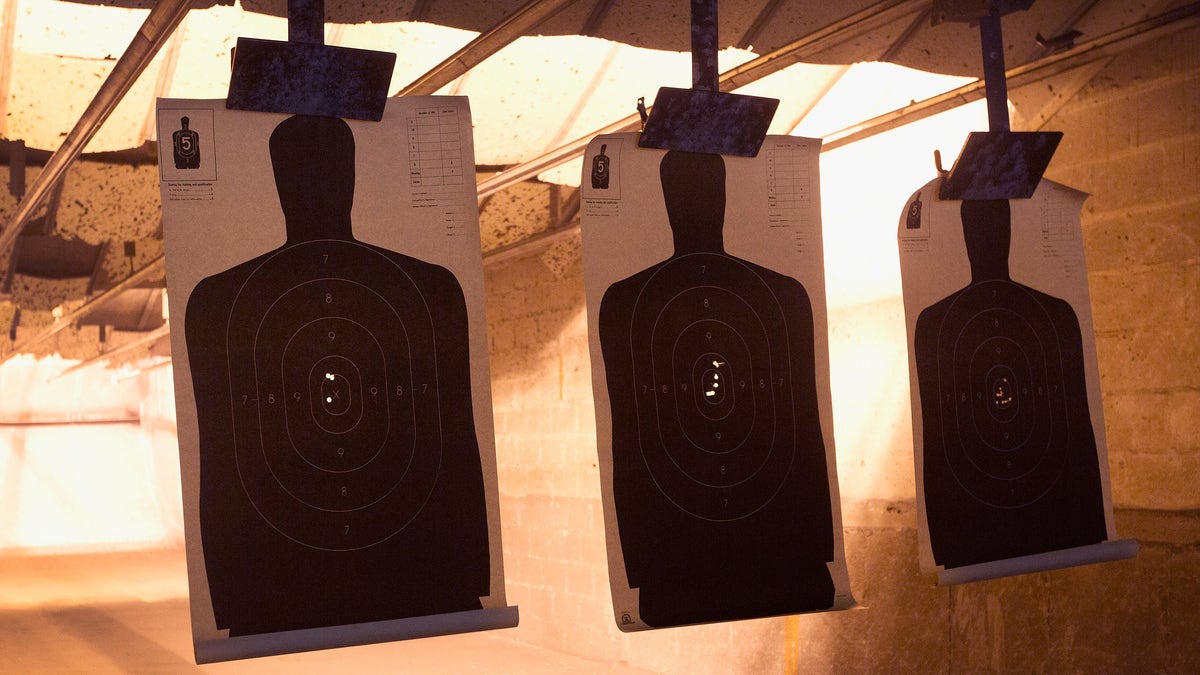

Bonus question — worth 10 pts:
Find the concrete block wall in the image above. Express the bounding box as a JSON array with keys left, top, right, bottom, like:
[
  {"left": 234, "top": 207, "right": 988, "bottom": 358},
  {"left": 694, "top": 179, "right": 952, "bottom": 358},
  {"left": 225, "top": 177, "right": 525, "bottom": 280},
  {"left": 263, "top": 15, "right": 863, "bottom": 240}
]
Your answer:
[
  {"left": 481, "top": 23, "right": 1200, "bottom": 674},
  {"left": 1044, "top": 23, "right": 1200, "bottom": 512},
  {"left": 486, "top": 249, "right": 794, "bottom": 673}
]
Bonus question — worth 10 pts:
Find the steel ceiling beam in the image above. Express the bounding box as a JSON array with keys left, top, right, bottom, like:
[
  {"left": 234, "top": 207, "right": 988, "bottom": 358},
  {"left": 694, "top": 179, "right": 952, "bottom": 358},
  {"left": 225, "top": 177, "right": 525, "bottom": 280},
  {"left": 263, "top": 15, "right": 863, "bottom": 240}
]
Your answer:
[
  {"left": 822, "top": 1, "right": 1200, "bottom": 151},
  {"left": 484, "top": 1, "right": 1200, "bottom": 265},
  {"left": 1016, "top": 0, "right": 1107, "bottom": 131},
  {"left": 397, "top": 0, "right": 582, "bottom": 96},
  {"left": 5, "top": 0, "right": 579, "bottom": 359},
  {"left": 0, "top": 0, "right": 193, "bottom": 261},
  {"left": 737, "top": 0, "right": 787, "bottom": 50},
  {"left": 139, "top": 10, "right": 191, "bottom": 143},
  {"left": 408, "top": 0, "right": 436, "bottom": 23},
  {"left": 484, "top": 218, "right": 581, "bottom": 266},
  {"left": 720, "top": 0, "right": 928, "bottom": 91},
  {"left": 780, "top": 64, "right": 851, "bottom": 135},
  {"left": 2, "top": 256, "right": 165, "bottom": 363},
  {"left": 475, "top": 0, "right": 929, "bottom": 199},
  {"left": 51, "top": 323, "right": 170, "bottom": 380},
  {"left": 879, "top": 7, "right": 932, "bottom": 63},
  {"left": 581, "top": 0, "right": 617, "bottom": 35},
  {"left": 476, "top": 113, "right": 640, "bottom": 200}
]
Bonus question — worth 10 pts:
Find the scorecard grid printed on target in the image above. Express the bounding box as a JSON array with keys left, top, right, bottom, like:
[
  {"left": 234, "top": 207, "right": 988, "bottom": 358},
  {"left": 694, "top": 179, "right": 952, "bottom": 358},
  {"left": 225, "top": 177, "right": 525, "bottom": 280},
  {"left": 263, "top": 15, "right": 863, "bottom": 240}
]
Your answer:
[
  {"left": 158, "top": 97, "right": 515, "bottom": 662},
  {"left": 581, "top": 134, "right": 855, "bottom": 631}
]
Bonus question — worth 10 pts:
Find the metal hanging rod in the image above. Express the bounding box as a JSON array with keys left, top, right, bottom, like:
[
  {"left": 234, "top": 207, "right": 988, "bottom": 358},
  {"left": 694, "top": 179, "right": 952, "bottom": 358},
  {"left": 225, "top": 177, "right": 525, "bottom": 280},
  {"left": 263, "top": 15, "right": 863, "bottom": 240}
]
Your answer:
[
  {"left": 476, "top": 0, "right": 929, "bottom": 199},
  {"left": 823, "top": 1, "right": 1200, "bottom": 151},
  {"left": 483, "top": 1, "right": 1200, "bottom": 264}
]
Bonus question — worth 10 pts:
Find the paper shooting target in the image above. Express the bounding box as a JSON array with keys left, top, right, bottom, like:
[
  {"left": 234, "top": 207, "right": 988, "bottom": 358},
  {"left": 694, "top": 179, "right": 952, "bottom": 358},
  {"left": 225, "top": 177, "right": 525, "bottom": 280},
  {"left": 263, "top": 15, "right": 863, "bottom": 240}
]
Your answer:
[
  {"left": 180, "top": 114, "right": 491, "bottom": 637},
  {"left": 588, "top": 147, "right": 843, "bottom": 629},
  {"left": 905, "top": 195, "right": 1107, "bottom": 571}
]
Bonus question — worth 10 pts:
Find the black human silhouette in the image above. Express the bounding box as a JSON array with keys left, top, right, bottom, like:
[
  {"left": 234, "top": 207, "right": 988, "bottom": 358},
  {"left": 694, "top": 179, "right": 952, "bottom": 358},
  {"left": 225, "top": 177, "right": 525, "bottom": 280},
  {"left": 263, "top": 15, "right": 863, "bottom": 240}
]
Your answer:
[
  {"left": 598, "top": 150, "right": 835, "bottom": 628},
  {"left": 591, "top": 143, "right": 610, "bottom": 189},
  {"left": 173, "top": 116, "right": 200, "bottom": 169},
  {"left": 914, "top": 199, "right": 1107, "bottom": 569},
  {"left": 184, "top": 114, "right": 490, "bottom": 636}
]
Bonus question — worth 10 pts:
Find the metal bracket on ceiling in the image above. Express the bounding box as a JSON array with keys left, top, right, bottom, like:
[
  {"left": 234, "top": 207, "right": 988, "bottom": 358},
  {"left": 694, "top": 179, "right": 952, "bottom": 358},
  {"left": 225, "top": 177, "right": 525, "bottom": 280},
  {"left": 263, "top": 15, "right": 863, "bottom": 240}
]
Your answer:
[
  {"left": 636, "top": 0, "right": 778, "bottom": 157},
  {"left": 225, "top": 0, "right": 396, "bottom": 121},
  {"left": 933, "top": 0, "right": 1062, "bottom": 200},
  {"left": 1036, "top": 28, "right": 1083, "bottom": 53}
]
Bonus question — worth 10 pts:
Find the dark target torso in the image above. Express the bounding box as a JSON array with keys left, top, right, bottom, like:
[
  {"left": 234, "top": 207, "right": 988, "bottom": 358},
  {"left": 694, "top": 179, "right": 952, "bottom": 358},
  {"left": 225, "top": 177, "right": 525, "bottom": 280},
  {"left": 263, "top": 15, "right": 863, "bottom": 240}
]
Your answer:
[
  {"left": 624, "top": 252, "right": 801, "bottom": 521},
  {"left": 595, "top": 149, "right": 836, "bottom": 628},
  {"left": 600, "top": 249, "right": 835, "bottom": 627},
  {"left": 928, "top": 279, "right": 1073, "bottom": 509},
  {"left": 915, "top": 260, "right": 1106, "bottom": 569},
  {"left": 225, "top": 238, "right": 445, "bottom": 551}
]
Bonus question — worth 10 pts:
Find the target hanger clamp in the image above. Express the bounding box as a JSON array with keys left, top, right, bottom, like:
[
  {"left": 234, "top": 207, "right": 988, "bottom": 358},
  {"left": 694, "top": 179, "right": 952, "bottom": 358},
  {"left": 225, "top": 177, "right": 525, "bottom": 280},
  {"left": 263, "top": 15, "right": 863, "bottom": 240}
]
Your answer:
[
  {"left": 933, "top": 0, "right": 1061, "bottom": 200},
  {"left": 226, "top": 0, "right": 396, "bottom": 121},
  {"left": 637, "top": 0, "right": 779, "bottom": 157}
]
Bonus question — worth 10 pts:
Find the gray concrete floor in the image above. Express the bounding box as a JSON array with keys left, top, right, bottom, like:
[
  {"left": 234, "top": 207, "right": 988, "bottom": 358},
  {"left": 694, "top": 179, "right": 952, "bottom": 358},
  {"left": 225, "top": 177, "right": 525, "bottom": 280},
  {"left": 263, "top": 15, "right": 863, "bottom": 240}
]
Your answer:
[{"left": 0, "top": 547, "right": 653, "bottom": 674}]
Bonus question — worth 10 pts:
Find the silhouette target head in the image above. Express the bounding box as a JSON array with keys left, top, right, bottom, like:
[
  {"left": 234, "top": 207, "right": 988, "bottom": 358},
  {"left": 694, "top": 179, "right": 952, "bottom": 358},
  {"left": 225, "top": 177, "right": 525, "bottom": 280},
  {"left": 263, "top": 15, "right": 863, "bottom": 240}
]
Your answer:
[
  {"left": 661, "top": 151, "right": 726, "bottom": 253},
  {"left": 270, "top": 115, "right": 356, "bottom": 239},
  {"left": 962, "top": 199, "right": 1011, "bottom": 281}
]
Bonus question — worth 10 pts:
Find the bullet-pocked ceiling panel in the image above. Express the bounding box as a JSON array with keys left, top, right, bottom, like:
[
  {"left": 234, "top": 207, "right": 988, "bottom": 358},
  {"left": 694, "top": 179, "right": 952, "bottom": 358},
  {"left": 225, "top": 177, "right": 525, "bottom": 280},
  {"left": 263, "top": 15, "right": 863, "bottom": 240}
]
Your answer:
[
  {"left": 2, "top": 0, "right": 1191, "bottom": 367},
  {"left": 336, "top": 22, "right": 477, "bottom": 94},
  {"left": 9, "top": 0, "right": 1187, "bottom": 161},
  {"left": 55, "top": 163, "right": 163, "bottom": 244},
  {"left": 534, "top": 58, "right": 853, "bottom": 187},
  {"left": 478, "top": 180, "right": 557, "bottom": 251},
  {"left": 465, "top": 37, "right": 746, "bottom": 166},
  {"left": 12, "top": 0, "right": 147, "bottom": 57},
  {"left": 3, "top": 51, "right": 164, "bottom": 152},
  {"left": 4, "top": 0, "right": 829, "bottom": 167},
  {"left": 48, "top": 0, "right": 1197, "bottom": 75}
]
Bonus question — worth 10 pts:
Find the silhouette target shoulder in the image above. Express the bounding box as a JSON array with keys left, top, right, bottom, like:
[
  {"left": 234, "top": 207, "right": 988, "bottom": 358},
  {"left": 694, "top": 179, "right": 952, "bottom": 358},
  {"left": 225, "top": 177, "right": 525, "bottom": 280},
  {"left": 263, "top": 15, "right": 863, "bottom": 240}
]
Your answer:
[
  {"left": 598, "top": 150, "right": 835, "bottom": 627},
  {"left": 184, "top": 115, "right": 490, "bottom": 636},
  {"left": 913, "top": 199, "right": 1106, "bottom": 569}
]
